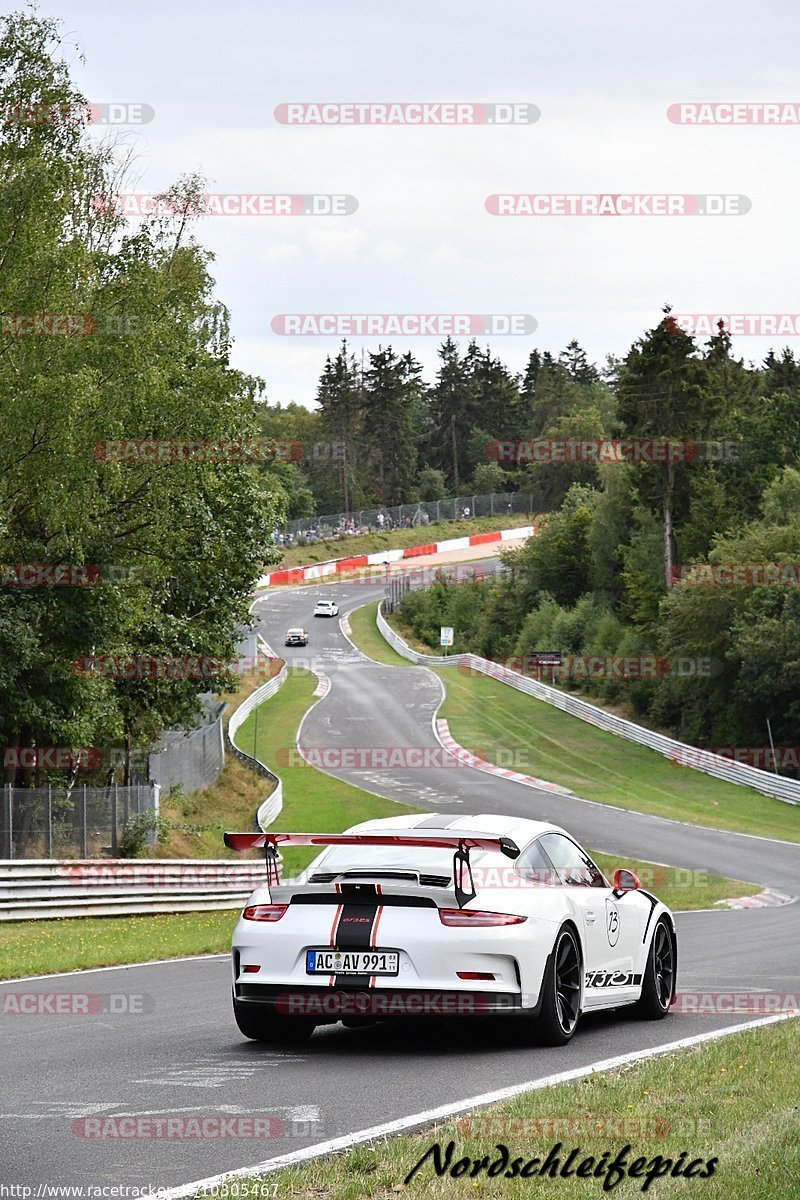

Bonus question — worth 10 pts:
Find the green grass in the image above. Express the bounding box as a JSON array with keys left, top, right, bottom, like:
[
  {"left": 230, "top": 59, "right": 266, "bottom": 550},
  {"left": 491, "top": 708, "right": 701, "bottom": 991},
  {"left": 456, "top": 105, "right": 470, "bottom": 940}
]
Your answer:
[
  {"left": 348, "top": 601, "right": 800, "bottom": 843},
  {"left": 588, "top": 850, "right": 753, "bottom": 913},
  {"left": 346, "top": 602, "right": 413, "bottom": 666},
  {"left": 0, "top": 910, "right": 236, "bottom": 980},
  {"left": 205, "top": 1016, "right": 800, "bottom": 1200},
  {"left": 438, "top": 664, "right": 800, "bottom": 843},
  {"left": 277, "top": 512, "right": 534, "bottom": 567}
]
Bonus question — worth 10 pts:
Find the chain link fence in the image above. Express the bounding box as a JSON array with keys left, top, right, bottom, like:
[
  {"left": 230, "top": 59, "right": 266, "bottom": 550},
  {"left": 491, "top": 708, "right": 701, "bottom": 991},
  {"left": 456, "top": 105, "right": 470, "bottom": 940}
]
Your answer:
[
  {"left": 148, "top": 700, "right": 226, "bottom": 795},
  {"left": 1, "top": 781, "right": 159, "bottom": 859},
  {"left": 280, "top": 490, "right": 542, "bottom": 544}
]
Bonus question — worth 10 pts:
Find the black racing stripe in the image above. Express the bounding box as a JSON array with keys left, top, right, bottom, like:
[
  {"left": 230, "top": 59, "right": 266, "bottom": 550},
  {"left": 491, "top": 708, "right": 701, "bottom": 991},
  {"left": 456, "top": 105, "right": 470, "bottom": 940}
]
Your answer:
[
  {"left": 293, "top": 893, "right": 435, "bottom": 907},
  {"left": 639, "top": 890, "right": 660, "bottom": 944},
  {"left": 333, "top": 900, "right": 380, "bottom": 988}
]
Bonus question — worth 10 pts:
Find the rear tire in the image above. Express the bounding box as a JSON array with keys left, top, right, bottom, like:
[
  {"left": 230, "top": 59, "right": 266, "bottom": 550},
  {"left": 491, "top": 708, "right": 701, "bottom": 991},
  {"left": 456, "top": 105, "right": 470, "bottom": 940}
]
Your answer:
[
  {"left": 533, "top": 925, "right": 582, "bottom": 1046},
  {"left": 636, "top": 918, "right": 675, "bottom": 1019},
  {"left": 233, "top": 1000, "right": 316, "bottom": 1044}
]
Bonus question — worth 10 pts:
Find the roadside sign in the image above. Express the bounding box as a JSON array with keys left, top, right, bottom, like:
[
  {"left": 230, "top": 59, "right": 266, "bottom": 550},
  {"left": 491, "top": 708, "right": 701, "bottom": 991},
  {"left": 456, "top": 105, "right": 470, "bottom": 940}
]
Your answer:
[
  {"left": 529, "top": 651, "right": 562, "bottom": 666},
  {"left": 440, "top": 626, "right": 454, "bottom": 647}
]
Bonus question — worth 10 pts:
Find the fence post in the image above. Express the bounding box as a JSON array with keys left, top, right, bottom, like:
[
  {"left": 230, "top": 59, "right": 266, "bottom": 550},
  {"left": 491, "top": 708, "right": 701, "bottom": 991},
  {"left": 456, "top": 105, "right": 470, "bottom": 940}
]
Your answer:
[
  {"left": 3, "top": 784, "right": 11, "bottom": 859},
  {"left": 47, "top": 785, "right": 53, "bottom": 858},
  {"left": 80, "top": 785, "right": 87, "bottom": 857},
  {"left": 111, "top": 782, "right": 118, "bottom": 856},
  {"left": 490, "top": 493, "right": 494, "bottom": 516}
]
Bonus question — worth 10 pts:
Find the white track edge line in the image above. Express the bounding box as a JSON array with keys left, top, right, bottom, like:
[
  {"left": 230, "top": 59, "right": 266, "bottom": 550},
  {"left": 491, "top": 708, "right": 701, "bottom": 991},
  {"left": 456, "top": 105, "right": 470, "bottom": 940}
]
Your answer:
[
  {"left": 157, "top": 1010, "right": 799, "bottom": 1199},
  {"left": 1, "top": 953, "right": 228, "bottom": 984}
]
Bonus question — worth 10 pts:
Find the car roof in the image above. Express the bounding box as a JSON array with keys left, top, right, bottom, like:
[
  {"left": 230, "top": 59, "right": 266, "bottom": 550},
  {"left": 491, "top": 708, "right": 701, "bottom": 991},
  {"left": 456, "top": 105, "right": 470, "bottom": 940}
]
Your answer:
[
  {"left": 287, "top": 627, "right": 305, "bottom": 633},
  {"left": 343, "top": 811, "right": 566, "bottom": 847}
]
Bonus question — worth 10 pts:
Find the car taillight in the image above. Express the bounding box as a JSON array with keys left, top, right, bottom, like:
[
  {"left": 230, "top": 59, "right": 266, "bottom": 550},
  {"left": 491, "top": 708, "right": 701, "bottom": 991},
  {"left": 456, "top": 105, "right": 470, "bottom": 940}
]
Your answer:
[
  {"left": 243, "top": 904, "right": 287, "bottom": 921},
  {"left": 438, "top": 909, "right": 527, "bottom": 927}
]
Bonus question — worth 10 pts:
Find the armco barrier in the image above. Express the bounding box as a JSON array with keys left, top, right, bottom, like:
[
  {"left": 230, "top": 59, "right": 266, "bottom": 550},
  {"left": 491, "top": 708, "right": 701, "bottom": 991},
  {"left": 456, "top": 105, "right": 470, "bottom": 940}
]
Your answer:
[
  {"left": 2, "top": 644, "right": 289, "bottom": 919},
  {"left": 258, "top": 525, "right": 534, "bottom": 588},
  {"left": 376, "top": 603, "right": 800, "bottom": 806},
  {"left": 0, "top": 858, "right": 268, "bottom": 920},
  {"left": 226, "top": 639, "right": 287, "bottom": 831}
]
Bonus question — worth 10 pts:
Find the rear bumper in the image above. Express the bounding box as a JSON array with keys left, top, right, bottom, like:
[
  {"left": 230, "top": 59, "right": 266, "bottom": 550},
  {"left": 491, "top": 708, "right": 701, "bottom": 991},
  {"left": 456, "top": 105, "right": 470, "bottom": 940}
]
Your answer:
[{"left": 234, "top": 983, "right": 535, "bottom": 1021}]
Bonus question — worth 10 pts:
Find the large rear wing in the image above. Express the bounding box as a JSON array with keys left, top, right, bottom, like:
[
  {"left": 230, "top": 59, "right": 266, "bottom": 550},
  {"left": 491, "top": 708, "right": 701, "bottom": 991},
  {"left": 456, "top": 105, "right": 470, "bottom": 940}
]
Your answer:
[
  {"left": 224, "top": 831, "right": 520, "bottom": 855},
  {"left": 224, "top": 830, "right": 520, "bottom": 907}
]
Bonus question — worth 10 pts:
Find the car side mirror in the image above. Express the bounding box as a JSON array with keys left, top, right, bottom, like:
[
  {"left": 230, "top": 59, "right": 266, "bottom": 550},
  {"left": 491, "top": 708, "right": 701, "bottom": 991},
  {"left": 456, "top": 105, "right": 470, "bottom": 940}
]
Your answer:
[{"left": 613, "top": 868, "right": 640, "bottom": 892}]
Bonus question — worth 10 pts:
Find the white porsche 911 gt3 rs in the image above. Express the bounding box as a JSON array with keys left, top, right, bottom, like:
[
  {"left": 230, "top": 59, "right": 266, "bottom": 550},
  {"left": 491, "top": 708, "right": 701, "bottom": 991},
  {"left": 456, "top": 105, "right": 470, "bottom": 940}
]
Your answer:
[{"left": 225, "top": 813, "right": 677, "bottom": 1046}]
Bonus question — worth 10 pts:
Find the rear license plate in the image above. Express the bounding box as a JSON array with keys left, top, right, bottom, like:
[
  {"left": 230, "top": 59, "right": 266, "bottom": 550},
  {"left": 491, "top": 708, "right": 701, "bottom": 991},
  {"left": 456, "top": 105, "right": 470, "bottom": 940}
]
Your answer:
[{"left": 306, "top": 949, "right": 399, "bottom": 976}]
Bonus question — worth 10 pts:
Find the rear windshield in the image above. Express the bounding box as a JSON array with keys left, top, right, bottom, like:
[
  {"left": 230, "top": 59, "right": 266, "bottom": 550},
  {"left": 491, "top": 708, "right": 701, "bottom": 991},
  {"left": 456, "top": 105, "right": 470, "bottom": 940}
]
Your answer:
[{"left": 310, "top": 844, "right": 493, "bottom": 876}]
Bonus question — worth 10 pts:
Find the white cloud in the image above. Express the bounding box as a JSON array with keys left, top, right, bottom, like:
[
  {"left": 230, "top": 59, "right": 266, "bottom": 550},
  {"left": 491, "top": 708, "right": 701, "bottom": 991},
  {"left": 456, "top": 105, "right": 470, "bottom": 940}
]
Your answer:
[{"left": 59, "top": 0, "right": 800, "bottom": 405}]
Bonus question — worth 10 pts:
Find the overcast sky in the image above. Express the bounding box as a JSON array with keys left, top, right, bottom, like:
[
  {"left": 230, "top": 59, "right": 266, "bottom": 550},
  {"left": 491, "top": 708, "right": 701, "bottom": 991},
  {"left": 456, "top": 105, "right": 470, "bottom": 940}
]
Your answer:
[{"left": 43, "top": 0, "right": 800, "bottom": 405}]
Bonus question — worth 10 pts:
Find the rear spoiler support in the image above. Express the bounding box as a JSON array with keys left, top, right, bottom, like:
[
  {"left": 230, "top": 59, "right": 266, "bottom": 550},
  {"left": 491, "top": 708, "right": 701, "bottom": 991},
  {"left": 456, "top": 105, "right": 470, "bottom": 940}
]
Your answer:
[
  {"left": 224, "top": 830, "right": 520, "bottom": 906},
  {"left": 264, "top": 843, "right": 280, "bottom": 886},
  {"left": 453, "top": 842, "right": 476, "bottom": 908}
]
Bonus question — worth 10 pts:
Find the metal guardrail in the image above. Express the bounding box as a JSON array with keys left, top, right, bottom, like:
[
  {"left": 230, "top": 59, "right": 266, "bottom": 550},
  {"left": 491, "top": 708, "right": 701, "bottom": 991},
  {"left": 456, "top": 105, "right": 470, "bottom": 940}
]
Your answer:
[
  {"left": 226, "top": 641, "right": 287, "bottom": 832},
  {"left": 3, "top": 639, "right": 291, "bottom": 920},
  {"left": 0, "top": 858, "right": 270, "bottom": 921},
  {"left": 376, "top": 603, "right": 800, "bottom": 806},
  {"left": 281, "top": 490, "right": 540, "bottom": 541}
]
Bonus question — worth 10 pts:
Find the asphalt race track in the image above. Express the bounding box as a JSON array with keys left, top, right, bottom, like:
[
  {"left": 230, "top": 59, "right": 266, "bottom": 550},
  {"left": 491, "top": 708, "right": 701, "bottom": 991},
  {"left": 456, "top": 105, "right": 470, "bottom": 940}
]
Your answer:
[{"left": 2, "top": 575, "right": 798, "bottom": 1190}]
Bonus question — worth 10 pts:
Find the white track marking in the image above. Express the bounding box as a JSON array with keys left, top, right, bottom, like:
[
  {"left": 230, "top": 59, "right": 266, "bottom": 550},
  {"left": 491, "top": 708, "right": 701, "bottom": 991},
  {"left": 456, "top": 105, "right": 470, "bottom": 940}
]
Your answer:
[
  {"left": 0, "top": 953, "right": 228, "bottom": 984},
  {"left": 157, "top": 1011, "right": 799, "bottom": 1198}
]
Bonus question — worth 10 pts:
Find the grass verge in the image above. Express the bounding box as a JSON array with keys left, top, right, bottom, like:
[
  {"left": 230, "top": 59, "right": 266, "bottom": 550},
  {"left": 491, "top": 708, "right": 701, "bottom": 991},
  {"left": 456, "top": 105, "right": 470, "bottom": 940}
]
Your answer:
[
  {"left": 0, "top": 910, "right": 235, "bottom": 980},
  {"left": 346, "top": 603, "right": 413, "bottom": 666},
  {"left": 348, "top": 601, "right": 799, "bottom": 844},
  {"left": 438, "top": 663, "right": 800, "bottom": 843},
  {"left": 277, "top": 513, "right": 534, "bottom": 567},
  {"left": 216, "top": 1016, "right": 800, "bottom": 1200}
]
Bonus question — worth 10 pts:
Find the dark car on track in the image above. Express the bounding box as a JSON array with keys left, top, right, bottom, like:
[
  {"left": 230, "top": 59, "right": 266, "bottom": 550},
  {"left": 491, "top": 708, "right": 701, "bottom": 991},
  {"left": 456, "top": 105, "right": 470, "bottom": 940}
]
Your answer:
[{"left": 285, "top": 627, "right": 309, "bottom": 646}]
